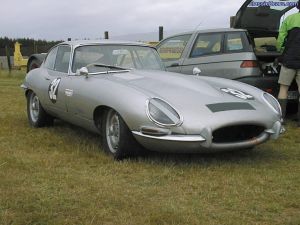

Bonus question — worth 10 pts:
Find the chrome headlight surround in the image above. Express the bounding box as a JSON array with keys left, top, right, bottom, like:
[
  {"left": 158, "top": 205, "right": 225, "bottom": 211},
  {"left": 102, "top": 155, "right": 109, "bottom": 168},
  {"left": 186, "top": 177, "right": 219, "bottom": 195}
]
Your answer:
[
  {"left": 262, "top": 92, "right": 282, "bottom": 116},
  {"left": 146, "top": 98, "right": 183, "bottom": 127}
]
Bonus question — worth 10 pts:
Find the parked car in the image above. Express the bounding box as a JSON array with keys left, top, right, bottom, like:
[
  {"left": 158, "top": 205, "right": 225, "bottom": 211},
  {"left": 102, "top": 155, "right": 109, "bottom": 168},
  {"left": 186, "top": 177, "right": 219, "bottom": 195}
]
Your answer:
[
  {"left": 22, "top": 40, "right": 283, "bottom": 159},
  {"left": 156, "top": 0, "right": 299, "bottom": 111}
]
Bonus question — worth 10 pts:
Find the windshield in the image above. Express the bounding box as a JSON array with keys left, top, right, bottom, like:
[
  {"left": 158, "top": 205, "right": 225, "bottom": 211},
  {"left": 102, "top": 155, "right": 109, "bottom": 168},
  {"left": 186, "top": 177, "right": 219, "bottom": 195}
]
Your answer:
[{"left": 72, "top": 45, "right": 165, "bottom": 73}]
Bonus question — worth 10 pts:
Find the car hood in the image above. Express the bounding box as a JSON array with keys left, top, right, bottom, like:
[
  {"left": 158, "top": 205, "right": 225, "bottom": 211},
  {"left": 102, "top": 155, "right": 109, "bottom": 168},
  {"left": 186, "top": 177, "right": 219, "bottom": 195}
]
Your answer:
[
  {"left": 108, "top": 69, "right": 265, "bottom": 114},
  {"left": 234, "top": 0, "right": 298, "bottom": 37},
  {"left": 100, "top": 69, "right": 278, "bottom": 134}
]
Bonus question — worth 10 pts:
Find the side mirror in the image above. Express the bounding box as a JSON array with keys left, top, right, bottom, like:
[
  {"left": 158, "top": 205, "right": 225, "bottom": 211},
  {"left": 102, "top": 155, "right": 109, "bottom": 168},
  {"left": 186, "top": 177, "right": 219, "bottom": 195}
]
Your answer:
[
  {"left": 76, "top": 67, "right": 89, "bottom": 76},
  {"left": 193, "top": 67, "right": 201, "bottom": 76}
]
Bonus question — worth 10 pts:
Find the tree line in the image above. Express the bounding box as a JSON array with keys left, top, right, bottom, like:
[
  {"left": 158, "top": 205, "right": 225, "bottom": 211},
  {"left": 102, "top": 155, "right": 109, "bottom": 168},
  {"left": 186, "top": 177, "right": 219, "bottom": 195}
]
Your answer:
[
  {"left": 0, "top": 37, "right": 62, "bottom": 56},
  {"left": 0, "top": 37, "right": 61, "bottom": 48}
]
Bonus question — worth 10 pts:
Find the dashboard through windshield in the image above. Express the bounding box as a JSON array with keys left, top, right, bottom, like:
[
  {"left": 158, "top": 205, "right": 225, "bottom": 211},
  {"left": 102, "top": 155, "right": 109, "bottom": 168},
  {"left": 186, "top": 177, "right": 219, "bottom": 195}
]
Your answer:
[{"left": 72, "top": 45, "right": 165, "bottom": 73}]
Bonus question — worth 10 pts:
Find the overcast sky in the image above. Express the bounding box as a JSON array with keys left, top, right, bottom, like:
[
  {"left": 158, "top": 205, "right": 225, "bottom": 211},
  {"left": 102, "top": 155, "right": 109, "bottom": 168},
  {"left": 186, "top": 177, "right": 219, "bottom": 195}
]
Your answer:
[{"left": 1, "top": 0, "right": 246, "bottom": 41}]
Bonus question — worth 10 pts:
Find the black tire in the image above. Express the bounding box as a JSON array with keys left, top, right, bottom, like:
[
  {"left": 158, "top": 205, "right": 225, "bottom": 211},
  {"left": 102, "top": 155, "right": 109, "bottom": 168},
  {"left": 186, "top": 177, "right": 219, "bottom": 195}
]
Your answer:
[
  {"left": 27, "top": 91, "right": 53, "bottom": 127},
  {"left": 28, "top": 58, "right": 41, "bottom": 72},
  {"left": 101, "top": 109, "right": 143, "bottom": 160}
]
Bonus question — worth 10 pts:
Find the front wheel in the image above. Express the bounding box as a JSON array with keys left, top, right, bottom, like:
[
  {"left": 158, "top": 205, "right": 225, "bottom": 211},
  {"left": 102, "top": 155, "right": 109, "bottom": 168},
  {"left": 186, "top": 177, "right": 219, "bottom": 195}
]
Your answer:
[
  {"left": 27, "top": 91, "right": 53, "bottom": 127},
  {"left": 101, "top": 109, "right": 143, "bottom": 160}
]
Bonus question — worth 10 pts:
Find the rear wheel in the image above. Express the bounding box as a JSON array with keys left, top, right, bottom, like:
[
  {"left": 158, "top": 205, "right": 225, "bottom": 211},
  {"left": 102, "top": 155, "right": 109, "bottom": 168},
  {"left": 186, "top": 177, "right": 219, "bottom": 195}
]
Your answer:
[
  {"left": 27, "top": 91, "right": 53, "bottom": 127},
  {"left": 101, "top": 109, "right": 143, "bottom": 160}
]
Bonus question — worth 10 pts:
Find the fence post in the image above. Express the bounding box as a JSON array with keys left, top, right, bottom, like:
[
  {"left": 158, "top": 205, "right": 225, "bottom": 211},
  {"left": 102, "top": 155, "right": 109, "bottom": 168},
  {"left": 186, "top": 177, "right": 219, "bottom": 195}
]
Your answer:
[
  {"left": 104, "top": 31, "right": 109, "bottom": 39},
  {"left": 33, "top": 41, "right": 38, "bottom": 54},
  {"left": 159, "top": 26, "right": 164, "bottom": 41},
  {"left": 5, "top": 46, "right": 12, "bottom": 71}
]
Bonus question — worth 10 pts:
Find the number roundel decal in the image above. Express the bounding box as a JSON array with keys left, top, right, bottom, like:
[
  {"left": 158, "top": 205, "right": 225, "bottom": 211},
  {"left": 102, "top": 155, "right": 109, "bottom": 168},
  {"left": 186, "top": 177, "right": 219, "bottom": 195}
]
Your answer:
[
  {"left": 48, "top": 78, "right": 61, "bottom": 103},
  {"left": 221, "top": 88, "right": 254, "bottom": 100}
]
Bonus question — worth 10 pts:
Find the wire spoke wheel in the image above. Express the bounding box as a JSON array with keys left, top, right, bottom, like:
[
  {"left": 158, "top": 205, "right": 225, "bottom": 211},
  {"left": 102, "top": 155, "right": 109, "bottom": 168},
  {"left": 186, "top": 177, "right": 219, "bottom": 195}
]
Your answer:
[
  {"left": 105, "top": 110, "right": 121, "bottom": 153},
  {"left": 26, "top": 91, "right": 53, "bottom": 127},
  {"left": 101, "top": 108, "right": 145, "bottom": 160},
  {"left": 29, "top": 94, "right": 40, "bottom": 123}
]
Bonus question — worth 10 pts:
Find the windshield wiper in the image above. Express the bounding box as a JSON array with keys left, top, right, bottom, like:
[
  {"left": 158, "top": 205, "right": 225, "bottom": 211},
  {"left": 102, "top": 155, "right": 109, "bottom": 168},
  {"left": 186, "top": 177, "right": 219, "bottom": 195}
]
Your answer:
[{"left": 87, "top": 63, "right": 129, "bottom": 71}]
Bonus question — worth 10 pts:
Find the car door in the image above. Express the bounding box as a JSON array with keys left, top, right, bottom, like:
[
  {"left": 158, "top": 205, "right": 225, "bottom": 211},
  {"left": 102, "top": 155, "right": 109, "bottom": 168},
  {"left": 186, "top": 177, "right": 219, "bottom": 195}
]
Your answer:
[
  {"left": 63, "top": 45, "right": 106, "bottom": 132},
  {"left": 180, "top": 32, "right": 228, "bottom": 78},
  {"left": 234, "top": 0, "right": 298, "bottom": 36},
  {"left": 157, "top": 34, "right": 192, "bottom": 73},
  {"left": 43, "top": 45, "right": 71, "bottom": 117}
]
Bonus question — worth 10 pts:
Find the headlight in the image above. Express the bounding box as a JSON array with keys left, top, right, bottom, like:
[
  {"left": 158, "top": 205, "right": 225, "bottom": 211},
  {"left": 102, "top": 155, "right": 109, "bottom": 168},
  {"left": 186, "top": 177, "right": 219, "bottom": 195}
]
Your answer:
[
  {"left": 146, "top": 98, "right": 183, "bottom": 127},
  {"left": 263, "top": 93, "right": 282, "bottom": 116}
]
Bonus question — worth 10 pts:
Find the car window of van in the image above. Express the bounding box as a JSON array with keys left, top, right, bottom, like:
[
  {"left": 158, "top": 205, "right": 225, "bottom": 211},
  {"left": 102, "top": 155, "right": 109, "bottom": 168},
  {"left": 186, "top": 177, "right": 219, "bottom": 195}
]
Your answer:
[
  {"left": 54, "top": 45, "right": 71, "bottom": 73},
  {"left": 225, "top": 33, "right": 245, "bottom": 52},
  {"left": 190, "top": 33, "right": 222, "bottom": 57},
  {"left": 44, "top": 47, "right": 58, "bottom": 70},
  {"left": 157, "top": 34, "right": 191, "bottom": 61}
]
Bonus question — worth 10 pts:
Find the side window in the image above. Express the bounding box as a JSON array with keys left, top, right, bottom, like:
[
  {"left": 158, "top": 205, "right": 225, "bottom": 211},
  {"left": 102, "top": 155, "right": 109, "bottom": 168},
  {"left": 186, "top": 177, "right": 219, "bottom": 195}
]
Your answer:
[
  {"left": 54, "top": 45, "right": 71, "bottom": 73},
  {"left": 157, "top": 34, "right": 191, "bottom": 61},
  {"left": 44, "top": 47, "right": 58, "bottom": 70},
  {"left": 190, "top": 33, "right": 222, "bottom": 57},
  {"left": 225, "top": 33, "right": 245, "bottom": 52}
]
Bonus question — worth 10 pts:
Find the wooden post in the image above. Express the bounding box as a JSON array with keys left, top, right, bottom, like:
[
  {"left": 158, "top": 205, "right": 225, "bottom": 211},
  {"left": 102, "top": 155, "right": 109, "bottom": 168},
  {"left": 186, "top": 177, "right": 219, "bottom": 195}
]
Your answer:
[
  {"left": 104, "top": 31, "right": 109, "bottom": 39},
  {"left": 5, "top": 46, "right": 11, "bottom": 71},
  {"left": 230, "top": 16, "right": 236, "bottom": 28},
  {"left": 158, "top": 26, "right": 164, "bottom": 41},
  {"left": 159, "top": 26, "right": 164, "bottom": 41},
  {"left": 33, "top": 41, "right": 38, "bottom": 54}
]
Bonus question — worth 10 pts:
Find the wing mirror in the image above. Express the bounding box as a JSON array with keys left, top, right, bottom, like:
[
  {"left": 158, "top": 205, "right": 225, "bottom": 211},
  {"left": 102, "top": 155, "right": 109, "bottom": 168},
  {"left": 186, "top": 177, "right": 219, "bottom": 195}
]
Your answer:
[
  {"left": 76, "top": 67, "right": 89, "bottom": 76},
  {"left": 193, "top": 67, "right": 201, "bottom": 76}
]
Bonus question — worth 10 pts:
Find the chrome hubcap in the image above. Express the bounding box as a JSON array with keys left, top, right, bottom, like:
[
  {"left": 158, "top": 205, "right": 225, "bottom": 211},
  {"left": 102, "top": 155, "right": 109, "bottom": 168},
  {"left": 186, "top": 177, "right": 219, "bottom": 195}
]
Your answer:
[
  {"left": 106, "top": 110, "right": 120, "bottom": 153},
  {"left": 30, "top": 94, "right": 40, "bottom": 122}
]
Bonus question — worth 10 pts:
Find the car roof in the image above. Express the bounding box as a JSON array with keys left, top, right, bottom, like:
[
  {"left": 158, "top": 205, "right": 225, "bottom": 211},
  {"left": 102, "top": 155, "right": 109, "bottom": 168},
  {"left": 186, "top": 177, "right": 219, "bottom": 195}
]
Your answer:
[
  {"left": 60, "top": 39, "right": 150, "bottom": 47},
  {"left": 166, "top": 28, "right": 247, "bottom": 37}
]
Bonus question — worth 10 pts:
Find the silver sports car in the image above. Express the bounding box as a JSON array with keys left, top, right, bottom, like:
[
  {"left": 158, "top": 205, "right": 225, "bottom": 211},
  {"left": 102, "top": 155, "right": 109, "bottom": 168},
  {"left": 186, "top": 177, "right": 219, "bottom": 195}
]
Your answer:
[{"left": 22, "top": 40, "right": 283, "bottom": 159}]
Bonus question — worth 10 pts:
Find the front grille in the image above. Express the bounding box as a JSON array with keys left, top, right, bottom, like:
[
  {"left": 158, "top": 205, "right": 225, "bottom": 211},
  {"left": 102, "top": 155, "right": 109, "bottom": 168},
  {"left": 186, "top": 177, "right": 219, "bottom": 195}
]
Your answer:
[{"left": 212, "top": 125, "right": 265, "bottom": 144}]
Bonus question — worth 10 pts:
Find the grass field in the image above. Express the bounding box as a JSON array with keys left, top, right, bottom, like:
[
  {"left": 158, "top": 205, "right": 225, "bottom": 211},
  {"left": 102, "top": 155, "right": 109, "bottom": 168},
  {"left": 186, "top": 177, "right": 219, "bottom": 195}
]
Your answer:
[{"left": 0, "top": 70, "right": 299, "bottom": 225}]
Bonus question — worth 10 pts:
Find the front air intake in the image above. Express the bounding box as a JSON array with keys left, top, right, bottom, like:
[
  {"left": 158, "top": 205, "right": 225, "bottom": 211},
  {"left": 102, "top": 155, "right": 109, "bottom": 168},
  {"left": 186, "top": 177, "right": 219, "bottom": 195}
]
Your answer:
[{"left": 212, "top": 125, "right": 265, "bottom": 144}]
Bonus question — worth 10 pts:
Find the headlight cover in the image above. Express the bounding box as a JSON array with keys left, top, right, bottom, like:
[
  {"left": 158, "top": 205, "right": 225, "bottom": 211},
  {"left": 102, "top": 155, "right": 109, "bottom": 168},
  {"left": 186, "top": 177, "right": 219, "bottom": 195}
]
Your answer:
[
  {"left": 146, "top": 98, "right": 183, "bottom": 127},
  {"left": 263, "top": 93, "right": 282, "bottom": 116}
]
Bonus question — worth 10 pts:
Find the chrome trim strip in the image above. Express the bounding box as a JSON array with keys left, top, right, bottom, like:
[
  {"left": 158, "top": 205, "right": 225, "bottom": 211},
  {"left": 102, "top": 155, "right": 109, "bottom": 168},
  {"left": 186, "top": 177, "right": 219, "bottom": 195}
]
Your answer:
[
  {"left": 88, "top": 70, "right": 131, "bottom": 75},
  {"left": 132, "top": 131, "right": 206, "bottom": 142},
  {"left": 210, "top": 132, "right": 270, "bottom": 150}
]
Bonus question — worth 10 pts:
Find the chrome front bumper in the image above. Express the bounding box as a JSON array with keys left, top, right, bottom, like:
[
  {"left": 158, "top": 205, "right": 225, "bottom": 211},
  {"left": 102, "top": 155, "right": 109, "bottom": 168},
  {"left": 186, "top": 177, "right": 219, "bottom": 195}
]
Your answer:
[{"left": 132, "top": 121, "right": 283, "bottom": 153}]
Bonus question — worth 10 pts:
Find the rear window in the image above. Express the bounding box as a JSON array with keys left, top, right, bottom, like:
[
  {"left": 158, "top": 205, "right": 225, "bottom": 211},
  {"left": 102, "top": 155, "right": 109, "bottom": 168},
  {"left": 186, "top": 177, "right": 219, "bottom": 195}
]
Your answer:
[
  {"left": 225, "top": 33, "right": 245, "bottom": 52},
  {"left": 254, "top": 37, "right": 277, "bottom": 52},
  {"left": 157, "top": 34, "right": 191, "bottom": 61}
]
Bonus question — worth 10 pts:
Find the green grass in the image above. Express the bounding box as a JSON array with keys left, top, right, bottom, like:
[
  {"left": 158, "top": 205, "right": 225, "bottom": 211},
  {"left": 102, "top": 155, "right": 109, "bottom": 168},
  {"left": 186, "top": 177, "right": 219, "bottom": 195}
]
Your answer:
[{"left": 0, "top": 70, "right": 299, "bottom": 225}]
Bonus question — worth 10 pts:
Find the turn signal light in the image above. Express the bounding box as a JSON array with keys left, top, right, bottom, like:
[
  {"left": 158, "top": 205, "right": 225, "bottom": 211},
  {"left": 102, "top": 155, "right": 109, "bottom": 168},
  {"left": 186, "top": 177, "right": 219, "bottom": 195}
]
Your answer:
[{"left": 240, "top": 60, "right": 259, "bottom": 68}]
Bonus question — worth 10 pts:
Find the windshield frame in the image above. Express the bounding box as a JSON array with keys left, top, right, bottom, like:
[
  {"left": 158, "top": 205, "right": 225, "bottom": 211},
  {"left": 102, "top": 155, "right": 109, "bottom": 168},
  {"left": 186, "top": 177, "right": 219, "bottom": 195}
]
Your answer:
[{"left": 70, "top": 44, "right": 165, "bottom": 75}]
